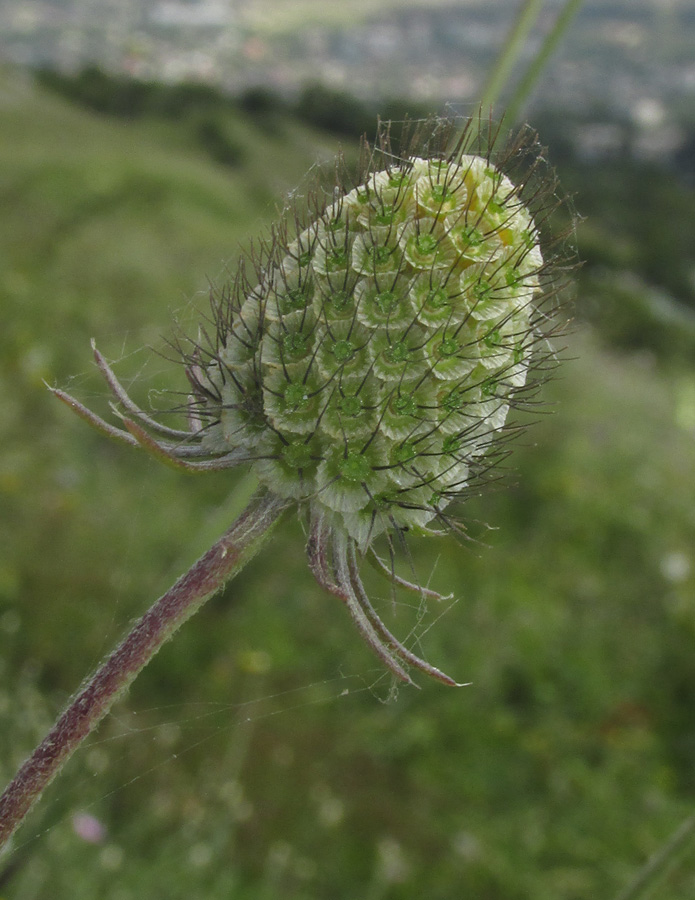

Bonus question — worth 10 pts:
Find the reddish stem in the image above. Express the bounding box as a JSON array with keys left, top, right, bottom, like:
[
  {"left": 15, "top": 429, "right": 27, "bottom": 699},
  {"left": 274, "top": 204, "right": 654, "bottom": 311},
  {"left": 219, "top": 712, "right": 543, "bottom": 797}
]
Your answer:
[{"left": 0, "top": 491, "right": 287, "bottom": 851}]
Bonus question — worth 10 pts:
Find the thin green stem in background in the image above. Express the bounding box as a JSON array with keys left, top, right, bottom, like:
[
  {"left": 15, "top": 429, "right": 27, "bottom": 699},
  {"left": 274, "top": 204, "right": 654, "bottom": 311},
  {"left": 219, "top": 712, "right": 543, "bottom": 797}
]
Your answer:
[
  {"left": 505, "top": 0, "right": 585, "bottom": 125},
  {"left": 614, "top": 813, "right": 695, "bottom": 900},
  {"left": 477, "top": 0, "right": 546, "bottom": 113}
]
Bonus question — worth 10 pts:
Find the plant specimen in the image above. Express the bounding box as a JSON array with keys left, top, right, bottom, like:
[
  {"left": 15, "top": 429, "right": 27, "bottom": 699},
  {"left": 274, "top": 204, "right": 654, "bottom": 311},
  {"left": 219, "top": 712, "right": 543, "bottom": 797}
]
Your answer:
[{"left": 0, "top": 116, "right": 569, "bottom": 849}]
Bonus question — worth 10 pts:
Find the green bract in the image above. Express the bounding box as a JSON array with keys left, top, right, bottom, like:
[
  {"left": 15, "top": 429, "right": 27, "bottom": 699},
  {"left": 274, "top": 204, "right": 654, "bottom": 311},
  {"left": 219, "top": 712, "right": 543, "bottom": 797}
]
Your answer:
[{"left": 196, "top": 131, "right": 549, "bottom": 549}]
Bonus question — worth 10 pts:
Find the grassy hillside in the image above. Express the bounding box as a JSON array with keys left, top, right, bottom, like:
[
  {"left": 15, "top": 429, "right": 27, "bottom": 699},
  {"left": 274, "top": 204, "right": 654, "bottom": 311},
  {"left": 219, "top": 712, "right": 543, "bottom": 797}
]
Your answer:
[
  {"left": 237, "top": 0, "right": 470, "bottom": 34},
  {"left": 1, "top": 69, "right": 695, "bottom": 900}
]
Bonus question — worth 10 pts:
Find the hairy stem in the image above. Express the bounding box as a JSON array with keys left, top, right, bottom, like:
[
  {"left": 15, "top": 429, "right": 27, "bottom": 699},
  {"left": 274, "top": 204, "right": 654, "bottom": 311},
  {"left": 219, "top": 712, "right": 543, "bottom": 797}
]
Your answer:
[{"left": 0, "top": 491, "right": 288, "bottom": 852}]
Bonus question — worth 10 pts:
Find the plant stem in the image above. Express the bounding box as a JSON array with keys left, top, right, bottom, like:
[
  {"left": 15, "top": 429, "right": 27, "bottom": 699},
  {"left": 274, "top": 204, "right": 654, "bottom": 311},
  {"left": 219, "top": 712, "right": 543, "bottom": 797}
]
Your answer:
[
  {"left": 614, "top": 813, "right": 695, "bottom": 900},
  {"left": 478, "top": 0, "right": 546, "bottom": 113},
  {"left": 0, "top": 490, "right": 288, "bottom": 852},
  {"left": 504, "top": 0, "right": 585, "bottom": 124}
]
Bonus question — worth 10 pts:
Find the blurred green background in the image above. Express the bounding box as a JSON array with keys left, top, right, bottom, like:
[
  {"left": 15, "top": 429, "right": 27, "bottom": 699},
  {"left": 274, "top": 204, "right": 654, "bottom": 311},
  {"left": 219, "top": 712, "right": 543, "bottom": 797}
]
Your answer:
[{"left": 1, "top": 27, "right": 695, "bottom": 899}]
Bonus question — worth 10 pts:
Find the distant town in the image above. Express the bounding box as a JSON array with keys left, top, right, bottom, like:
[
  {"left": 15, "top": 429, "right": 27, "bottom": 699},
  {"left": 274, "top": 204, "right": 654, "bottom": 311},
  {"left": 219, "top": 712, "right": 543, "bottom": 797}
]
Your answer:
[{"left": 3, "top": 0, "right": 695, "bottom": 161}]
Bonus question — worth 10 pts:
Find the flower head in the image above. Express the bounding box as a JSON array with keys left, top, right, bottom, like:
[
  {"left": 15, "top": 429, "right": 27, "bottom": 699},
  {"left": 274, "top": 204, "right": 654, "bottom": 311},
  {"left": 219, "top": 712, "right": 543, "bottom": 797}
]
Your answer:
[{"left": 54, "top": 118, "right": 570, "bottom": 686}]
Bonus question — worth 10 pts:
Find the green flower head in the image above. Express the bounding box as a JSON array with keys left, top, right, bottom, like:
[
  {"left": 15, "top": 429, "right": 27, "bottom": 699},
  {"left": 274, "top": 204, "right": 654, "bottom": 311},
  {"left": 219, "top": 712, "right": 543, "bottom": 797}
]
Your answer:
[
  {"left": 192, "top": 120, "right": 564, "bottom": 546},
  {"left": 58, "top": 117, "right": 570, "bottom": 685}
]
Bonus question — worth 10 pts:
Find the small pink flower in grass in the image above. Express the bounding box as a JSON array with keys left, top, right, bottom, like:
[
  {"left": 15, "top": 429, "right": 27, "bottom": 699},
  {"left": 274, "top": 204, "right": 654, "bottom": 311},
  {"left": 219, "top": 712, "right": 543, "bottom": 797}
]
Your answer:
[{"left": 72, "top": 812, "right": 106, "bottom": 844}]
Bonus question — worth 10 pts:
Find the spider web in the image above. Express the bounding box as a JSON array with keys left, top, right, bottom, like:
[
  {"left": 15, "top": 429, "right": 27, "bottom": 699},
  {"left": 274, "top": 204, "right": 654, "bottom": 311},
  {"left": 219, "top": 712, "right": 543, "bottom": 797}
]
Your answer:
[{"left": 2, "top": 525, "right": 461, "bottom": 880}]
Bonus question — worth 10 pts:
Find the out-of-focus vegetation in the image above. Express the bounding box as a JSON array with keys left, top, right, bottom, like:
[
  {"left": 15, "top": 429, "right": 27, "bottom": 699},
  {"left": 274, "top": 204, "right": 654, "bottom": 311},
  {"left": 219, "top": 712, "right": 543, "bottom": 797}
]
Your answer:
[{"left": 1, "top": 67, "right": 695, "bottom": 899}]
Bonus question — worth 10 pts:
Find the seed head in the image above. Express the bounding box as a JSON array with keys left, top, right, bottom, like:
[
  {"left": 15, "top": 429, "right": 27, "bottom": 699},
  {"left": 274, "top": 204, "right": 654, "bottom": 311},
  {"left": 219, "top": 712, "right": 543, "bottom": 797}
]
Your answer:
[
  {"left": 55, "top": 117, "right": 571, "bottom": 685},
  {"left": 188, "top": 119, "right": 564, "bottom": 550}
]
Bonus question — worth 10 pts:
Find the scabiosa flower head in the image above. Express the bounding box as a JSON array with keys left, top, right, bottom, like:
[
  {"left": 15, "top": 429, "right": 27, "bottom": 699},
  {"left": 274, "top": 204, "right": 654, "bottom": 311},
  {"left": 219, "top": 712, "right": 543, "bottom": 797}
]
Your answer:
[
  {"left": 59, "top": 118, "right": 571, "bottom": 685},
  {"left": 190, "top": 120, "right": 562, "bottom": 537}
]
